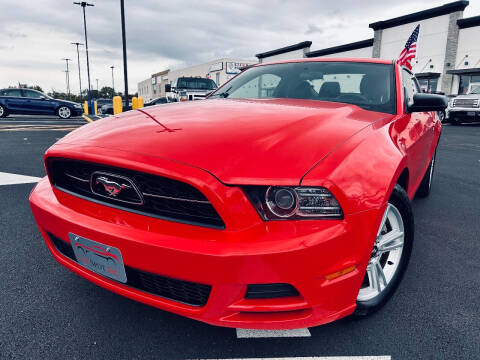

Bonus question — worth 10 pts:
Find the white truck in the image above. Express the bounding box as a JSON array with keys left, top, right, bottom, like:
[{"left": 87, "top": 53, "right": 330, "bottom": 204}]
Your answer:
[
  {"left": 447, "top": 83, "right": 480, "bottom": 125},
  {"left": 165, "top": 77, "right": 217, "bottom": 102}
]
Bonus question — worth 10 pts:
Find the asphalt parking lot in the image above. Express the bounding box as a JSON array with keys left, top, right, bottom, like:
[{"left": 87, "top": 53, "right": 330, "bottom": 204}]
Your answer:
[{"left": 0, "top": 116, "right": 479, "bottom": 360}]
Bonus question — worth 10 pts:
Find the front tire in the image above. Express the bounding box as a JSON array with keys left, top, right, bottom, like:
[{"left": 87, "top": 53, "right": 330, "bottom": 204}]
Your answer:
[
  {"left": 57, "top": 106, "right": 72, "bottom": 119},
  {"left": 0, "top": 104, "right": 7, "bottom": 118},
  {"left": 355, "top": 184, "right": 414, "bottom": 316}
]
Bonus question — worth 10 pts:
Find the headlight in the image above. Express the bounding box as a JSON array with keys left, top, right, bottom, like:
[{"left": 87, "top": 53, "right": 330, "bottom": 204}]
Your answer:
[
  {"left": 243, "top": 186, "right": 343, "bottom": 220},
  {"left": 74, "top": 104, "right": 82, "bottom": 108}
]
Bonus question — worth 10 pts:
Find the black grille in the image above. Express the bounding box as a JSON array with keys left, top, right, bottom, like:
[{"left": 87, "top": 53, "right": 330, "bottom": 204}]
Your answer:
[
  {"left": 245, "top": 283, "right": 300, "bottom": 299},
  {"left": 47, "top": 158, "right": 225, "bottom": 229},
  {"left": 48, "top": 233, "right": 211, "bottom": 307}
]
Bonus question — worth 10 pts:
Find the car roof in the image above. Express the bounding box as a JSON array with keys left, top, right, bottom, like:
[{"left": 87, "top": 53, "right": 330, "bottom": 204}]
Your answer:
[{"left": 255, "top": 57, "right": 394, "bottom": 67}]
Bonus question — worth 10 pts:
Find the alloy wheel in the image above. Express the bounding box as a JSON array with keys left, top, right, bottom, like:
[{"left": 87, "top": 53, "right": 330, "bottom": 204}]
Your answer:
[
  {"left": 58, "top": 106, "right": 71, "bottom": 119},
  {"left": 357, "top": 203, "right": 405, "bottom": 302},
  {"left": 0, "top": 105, "right": 4, "bottom": 117}
]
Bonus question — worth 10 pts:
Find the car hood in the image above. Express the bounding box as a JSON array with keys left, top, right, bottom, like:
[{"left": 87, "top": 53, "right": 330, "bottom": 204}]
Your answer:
[{"left": 58, "top": 99, "right": 391, "bottom": 184}]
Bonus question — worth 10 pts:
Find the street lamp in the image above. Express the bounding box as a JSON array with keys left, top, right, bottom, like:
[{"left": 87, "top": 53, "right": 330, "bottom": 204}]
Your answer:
[
  {"left": 62, "top": 58, "right": 72, "bottom": 99},
  {"left": 120, "top": 0, "right": 129, "bottom": 108},
  {"left": 73, "top": 1, "right": 94, "bottom": 100},
  {"left": 71, "top": 42, "right": 84, "bottom": 98},
  {"left": 96, "top": 78, "right": 99, "bottom": 92},
  {"left": 110, "top": 65, "right": 115, "bottom": 95}
]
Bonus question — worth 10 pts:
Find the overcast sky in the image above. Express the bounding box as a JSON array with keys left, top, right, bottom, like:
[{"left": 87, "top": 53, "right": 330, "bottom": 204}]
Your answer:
[{"left": 1, "top": 0, "right": 479, "bottom": 94}]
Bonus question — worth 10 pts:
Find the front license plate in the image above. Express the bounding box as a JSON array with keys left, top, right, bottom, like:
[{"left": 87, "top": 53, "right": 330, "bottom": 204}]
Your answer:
[
  {"left": 69, "top": 233, "right": 127, "bottom": 283},
  {"left": 467, "top": 112, "right": 476, "bottom": 116}
]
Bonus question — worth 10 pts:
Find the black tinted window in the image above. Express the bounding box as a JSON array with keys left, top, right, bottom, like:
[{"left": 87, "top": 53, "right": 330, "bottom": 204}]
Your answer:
[
  {"left": 23, "top": 90, "right": 44, "bottom": 98},
  {"left": 3, "top": 89, "right": 22, "bottom": 97},
  {"left": 211, "top": 61, "right": 396, "bottom": 114},
  {"left": 177, "top": 78, "right": 217, "bottom": 90}
]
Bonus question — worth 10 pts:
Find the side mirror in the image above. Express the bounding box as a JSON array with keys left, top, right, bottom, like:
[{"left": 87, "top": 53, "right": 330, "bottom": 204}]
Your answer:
[
  {"left": 410, "top": 93, "right": 448, "bottom": 113},
  {"left": 165, "top": 84, "right": 171, "bottom": 93},
  {"left": 39, "top": 96, "right": 46, "bottom": 100}
]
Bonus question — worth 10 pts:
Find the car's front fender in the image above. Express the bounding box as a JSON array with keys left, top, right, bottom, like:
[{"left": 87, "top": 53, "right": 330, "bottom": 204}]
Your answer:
[{"left": 300, "top": 121, "right": 407, "bottom": 215}]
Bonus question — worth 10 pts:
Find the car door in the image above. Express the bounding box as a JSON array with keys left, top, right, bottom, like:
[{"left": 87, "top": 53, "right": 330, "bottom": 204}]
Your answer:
[
  {"left": 2, "top": 89, "right": 25, "bottom": 113},
  {"left": 22, "top": 90, "right": 55, "bottom": 114},
  {"left": 401, "top": 69, "right": 435, "bottom": 187}
]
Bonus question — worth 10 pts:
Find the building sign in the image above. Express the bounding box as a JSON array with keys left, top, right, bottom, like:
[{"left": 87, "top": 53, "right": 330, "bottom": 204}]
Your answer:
[
  {"left": 226, "top": 62, "right": 250, "bottom": 75},
  {"left": 209, "top": 62, "right": 223, "bottom": 73}
]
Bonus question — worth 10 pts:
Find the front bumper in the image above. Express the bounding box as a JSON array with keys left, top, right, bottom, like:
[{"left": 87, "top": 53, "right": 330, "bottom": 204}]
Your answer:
[
  {"left": 448, "top": 108, "right": 480, "bottom": 122},
  {"left": 30, "top": 155, "right": 381, "bottom": 329},
  {"left": 72, "top": 108, "right": 83, "bottom": 116}
]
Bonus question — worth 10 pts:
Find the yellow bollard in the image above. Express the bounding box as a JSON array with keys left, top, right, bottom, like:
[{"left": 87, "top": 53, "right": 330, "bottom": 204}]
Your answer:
[
  {"left": 83, "top": 100, "right": 89, "bottom": 115},
  {"left": 138, "top": 97, "right": 144, "bottom": 108},
  {"left": 132, "top": 97, "right": 138, "bottom": 110},
  {"left": 113, "top": 96, "right": 122, "bottom": 115},
  {"left": 94, "top": 101, "right": 98, "bottom": 115}
]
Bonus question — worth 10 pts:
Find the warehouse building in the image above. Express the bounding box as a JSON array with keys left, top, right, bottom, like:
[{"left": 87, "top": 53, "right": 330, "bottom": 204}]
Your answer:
[
  {"left": 137, "top": 58, "right": 255, "bottom": 101},
  {"left": 256, "top": 1, "right": 480, "bottom": 95}
]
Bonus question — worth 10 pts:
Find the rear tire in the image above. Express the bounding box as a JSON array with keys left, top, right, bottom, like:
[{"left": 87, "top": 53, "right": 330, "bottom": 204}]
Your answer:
[
  {"left": 354, "top": 184, "right": 414, "bottom": 317},
  {"left": 0, "top": 104, "right": 7, "bottom": 118},
  {"left": 57, "top": 106, "right": 72, "bottom": 119}
]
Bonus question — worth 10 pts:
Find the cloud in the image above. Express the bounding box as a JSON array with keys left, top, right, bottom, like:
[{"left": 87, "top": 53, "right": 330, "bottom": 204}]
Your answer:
[
  {"left": 0, "top": 0, "right": 479, "bottom": 93},
  {"left": 305, "top": 24, "right": 324, "bottom": 35}
]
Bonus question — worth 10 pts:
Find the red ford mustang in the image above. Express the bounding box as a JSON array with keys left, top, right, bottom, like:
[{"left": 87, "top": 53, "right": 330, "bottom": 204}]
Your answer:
[{"left": 30, "top": 58, "right": 447, "bottom": 329}]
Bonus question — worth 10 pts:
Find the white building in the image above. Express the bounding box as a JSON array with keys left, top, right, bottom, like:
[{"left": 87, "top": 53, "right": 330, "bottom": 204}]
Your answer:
[
  {"left": 255, "top": 1, "right": 479, "bottom": 95},
  {"left": 138, "top": 58, "right": 256, "bottom": 101}
]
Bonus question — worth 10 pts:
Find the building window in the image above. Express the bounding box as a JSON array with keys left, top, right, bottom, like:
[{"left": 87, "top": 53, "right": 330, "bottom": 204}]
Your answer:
[
  {"left": 417, "top": 78, "right": 438, "bottom": 93},
  {"left": 216, "top": 72, "right": 220, "bottom": 86}
]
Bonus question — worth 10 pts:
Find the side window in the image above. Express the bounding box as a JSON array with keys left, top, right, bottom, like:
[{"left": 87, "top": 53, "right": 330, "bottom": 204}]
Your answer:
[
  {"left": 402, "top": 69, "right": 418, "bottom": 108},
  {"left": 3, "top": 89, "right": 22, "bottom": 97},
  {"left": 23, "top": 90, "right": 44, "bottom": 98}
]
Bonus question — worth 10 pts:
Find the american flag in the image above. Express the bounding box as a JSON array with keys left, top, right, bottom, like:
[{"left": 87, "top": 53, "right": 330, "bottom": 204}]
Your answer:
[{"left": 397, "top": 24, "right": 420, "bottom": 70}]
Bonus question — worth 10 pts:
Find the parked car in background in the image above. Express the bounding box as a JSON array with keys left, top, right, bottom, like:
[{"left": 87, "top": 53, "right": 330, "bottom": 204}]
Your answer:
[
  {"left": 447, "top": 83, "right": 480, "bottom": 125},
  {"left": 144, "top": 97, "right": 170, "bottom": 106},
  {"left": 95, "top": 98, "right": 112, "bottom": 108},
  {"left": 0, "top": 88, "right": 83, "bottom": 119},
  {"left": 30, "top": 58, "right": 447, "bottom": 329},
  {"left": 100, "top": 101, "right": 132, "bottom": 115},
  {"left": 165, "top": 76, "right": 217, "bottom": 102}
]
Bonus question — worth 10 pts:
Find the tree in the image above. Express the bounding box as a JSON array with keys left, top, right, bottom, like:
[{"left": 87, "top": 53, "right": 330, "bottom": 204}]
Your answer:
[
  {"left": 28, "top": 85, "right": 44, "bottom": 93},
  {"left": 99, "top": 86, "right": 115, "bottom": 99}
]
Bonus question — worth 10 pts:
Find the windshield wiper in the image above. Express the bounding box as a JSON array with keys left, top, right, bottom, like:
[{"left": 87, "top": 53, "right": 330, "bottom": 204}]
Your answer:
[{"left": 211, "top": 86, "right": 232, "bottom": 98}]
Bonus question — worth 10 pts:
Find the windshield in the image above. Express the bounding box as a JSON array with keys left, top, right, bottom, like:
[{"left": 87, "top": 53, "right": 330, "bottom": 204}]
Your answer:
[
  {"left": 177, "top": 78, "right": 217, "bottom": 90},
  {"left": 469, "top": 84, "right": 480, "bottom": 94},
  {"left": 210, "top": 61, "right": 396, "bottom": 114}
]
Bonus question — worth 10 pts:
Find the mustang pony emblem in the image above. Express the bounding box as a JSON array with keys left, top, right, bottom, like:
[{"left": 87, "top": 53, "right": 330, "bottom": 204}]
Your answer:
[{"left": 95, "top": 176, "right": 130, "bottom": 197}]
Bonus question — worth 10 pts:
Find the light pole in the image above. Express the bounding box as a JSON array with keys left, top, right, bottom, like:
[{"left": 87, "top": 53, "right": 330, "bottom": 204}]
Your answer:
[
  {"left": 71, "top": 42, "right": 84, "bottom": 98},
  {"left": 73, "top": 1, "right": 94, "bottom": 100},
  {"left": 120, "top": 0, "right": 129, "bottom": 108},
  {"left": 62, "top": 58, "right": 72, "bottom": 99},
  {"left": 96, "top": 78, "right": 99, "bottom": 92},
  {"left": 110, "top": 65, "right": 115, "bottom": 95}
]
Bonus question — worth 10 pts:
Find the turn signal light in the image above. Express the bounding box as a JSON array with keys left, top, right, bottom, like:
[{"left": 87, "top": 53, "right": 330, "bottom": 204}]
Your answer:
[{"left": 324, "top": 265, "right": 357, "bottom": 280}]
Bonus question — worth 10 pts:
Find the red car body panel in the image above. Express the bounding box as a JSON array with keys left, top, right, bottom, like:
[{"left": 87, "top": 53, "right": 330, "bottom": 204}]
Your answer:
[
  {"left": 29, "top": 59, "right": 441, "bottom": 329},
  {"left": 59, "top": 99, "right": 393, "bottom": 185}
]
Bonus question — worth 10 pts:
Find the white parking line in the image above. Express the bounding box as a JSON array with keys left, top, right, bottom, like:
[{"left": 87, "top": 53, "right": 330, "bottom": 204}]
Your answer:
[
  {"left": 0, "top": 172, "right": 41, "bottom": 185},
  {"left": 236, "top": 328, "right": 311, "bottom": 338},
  {"left": 194, "top": 357, "right": 391, "bottom": 360}
]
